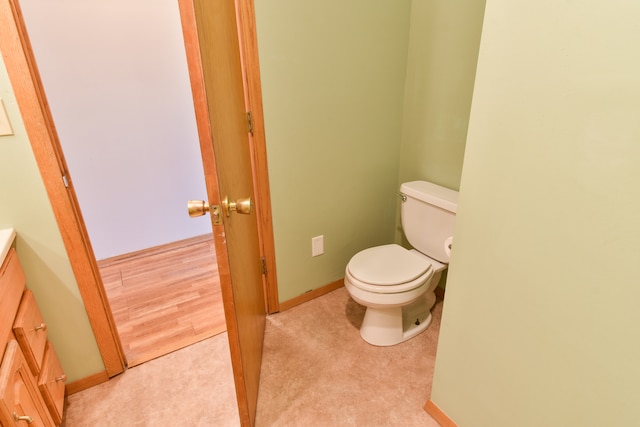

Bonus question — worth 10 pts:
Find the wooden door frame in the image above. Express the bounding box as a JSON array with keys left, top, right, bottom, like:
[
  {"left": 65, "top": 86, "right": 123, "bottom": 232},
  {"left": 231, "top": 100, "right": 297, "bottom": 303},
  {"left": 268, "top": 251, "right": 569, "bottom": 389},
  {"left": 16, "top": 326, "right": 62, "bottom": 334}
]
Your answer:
[
  {"left": 0, "top": 0, "right": 278, "bottom": 381},
  {"left": 234, "top": 0, "right": 279, "bottom": 314}
]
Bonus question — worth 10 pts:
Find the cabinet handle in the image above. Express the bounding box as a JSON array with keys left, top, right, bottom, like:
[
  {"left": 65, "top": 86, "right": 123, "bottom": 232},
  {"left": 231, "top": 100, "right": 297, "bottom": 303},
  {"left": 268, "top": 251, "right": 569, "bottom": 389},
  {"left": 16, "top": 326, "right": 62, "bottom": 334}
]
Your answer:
[
  {"left": 13, "top": 412, "right": 34, "bottom": 424},
  {"left": 55, "top": 374, "right": 67, "bottom": 382},
  {"left": 34, "top": 323, "right": 47, "bottom": 331}
]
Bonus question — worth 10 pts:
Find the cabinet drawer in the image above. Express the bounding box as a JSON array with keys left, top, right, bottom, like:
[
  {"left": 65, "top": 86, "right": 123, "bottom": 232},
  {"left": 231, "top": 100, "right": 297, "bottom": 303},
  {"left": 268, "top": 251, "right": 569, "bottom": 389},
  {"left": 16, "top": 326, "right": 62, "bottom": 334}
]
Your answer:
[
  {"left": 0, "top": 340, "right": 55, "bottom": 427},
  {"left": 0, "top": 249, "right": 26, "bottom": 353},
  {"left": 38, "top": 342, "right": 65, "bottom": 425},
  {"left": 13, "top": 290, "right": 48, "bottom": 377}
]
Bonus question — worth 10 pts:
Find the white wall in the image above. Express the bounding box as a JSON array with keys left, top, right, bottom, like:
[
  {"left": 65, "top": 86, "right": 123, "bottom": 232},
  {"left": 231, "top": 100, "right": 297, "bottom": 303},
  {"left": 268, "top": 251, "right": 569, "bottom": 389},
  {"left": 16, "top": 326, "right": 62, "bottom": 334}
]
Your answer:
[
  {"left": 430, "top": 1, "right": 640, "bottom": 426},
  {"left": 20, "top": 0, "right": 210, "bottom": 260}
]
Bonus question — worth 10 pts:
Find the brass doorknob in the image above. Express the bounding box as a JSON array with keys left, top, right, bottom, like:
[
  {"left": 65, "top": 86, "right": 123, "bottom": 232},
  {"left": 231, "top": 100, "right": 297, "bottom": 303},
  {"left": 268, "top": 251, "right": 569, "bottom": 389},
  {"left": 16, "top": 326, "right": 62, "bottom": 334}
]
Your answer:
[
  {"left": 187, "top": 200, "right": 222, "bottom": 225},
  {"left": 187, "top": 200, "right": 210, "bottom": 217},
  {"left": 222, "top": 196, "right": 253, "bottom": 216}
]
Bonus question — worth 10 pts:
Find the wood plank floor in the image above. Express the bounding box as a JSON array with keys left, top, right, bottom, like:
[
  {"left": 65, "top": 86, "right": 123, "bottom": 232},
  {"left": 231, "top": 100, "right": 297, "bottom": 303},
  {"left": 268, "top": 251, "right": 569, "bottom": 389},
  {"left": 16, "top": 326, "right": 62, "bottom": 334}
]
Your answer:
[{"left": 99, "top": 234, "right": 226, "bottom": 367}]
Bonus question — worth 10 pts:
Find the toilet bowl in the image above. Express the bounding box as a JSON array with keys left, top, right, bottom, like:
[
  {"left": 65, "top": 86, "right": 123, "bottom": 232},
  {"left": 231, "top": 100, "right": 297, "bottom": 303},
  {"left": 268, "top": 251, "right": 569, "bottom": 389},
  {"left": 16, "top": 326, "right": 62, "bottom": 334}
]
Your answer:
[
  {"left": 344, "top": 180, "right": 458, "bottom": 346},
  {"left": 344, "top": 244, "right": 445, "bottom": 346}
]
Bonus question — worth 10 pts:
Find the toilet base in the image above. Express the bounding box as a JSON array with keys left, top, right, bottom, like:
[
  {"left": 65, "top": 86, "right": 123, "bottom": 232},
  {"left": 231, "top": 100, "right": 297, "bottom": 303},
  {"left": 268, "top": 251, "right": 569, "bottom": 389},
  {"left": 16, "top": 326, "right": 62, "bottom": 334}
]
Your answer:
[{"left": 359, "top": 293, "right": 435, "bottom": 346}]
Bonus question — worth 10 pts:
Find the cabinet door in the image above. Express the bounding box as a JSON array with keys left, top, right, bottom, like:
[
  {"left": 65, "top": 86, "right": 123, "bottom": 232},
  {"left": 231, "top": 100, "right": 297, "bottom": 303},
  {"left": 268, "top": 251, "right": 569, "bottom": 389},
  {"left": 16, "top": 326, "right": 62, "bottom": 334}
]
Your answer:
[
  {"left": 13, "top": 290, "right": 48, "bottom": 377},
  {"left": 38, "top": 342, "right": 65, "bottom": 425},
  {"left": 0, "top": 341, "right": 55, "bottom": 427},
  {"left": 0, "top": 249, "right": 25, "bottom": 352}
]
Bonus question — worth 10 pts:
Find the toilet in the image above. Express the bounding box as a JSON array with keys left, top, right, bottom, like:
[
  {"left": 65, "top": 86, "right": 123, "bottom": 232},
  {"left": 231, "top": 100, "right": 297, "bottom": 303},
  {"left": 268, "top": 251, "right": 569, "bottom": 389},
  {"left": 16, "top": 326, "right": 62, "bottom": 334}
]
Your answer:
[{"left": 344, "top": 180, "right": 458, "bottom": 346}]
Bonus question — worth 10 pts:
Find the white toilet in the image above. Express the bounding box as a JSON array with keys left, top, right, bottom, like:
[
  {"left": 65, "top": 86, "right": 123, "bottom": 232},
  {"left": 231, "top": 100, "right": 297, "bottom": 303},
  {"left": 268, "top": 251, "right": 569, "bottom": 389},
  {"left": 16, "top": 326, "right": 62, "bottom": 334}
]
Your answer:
[{"left": 344, "top": 180, "right": 458, "bottom": 346}]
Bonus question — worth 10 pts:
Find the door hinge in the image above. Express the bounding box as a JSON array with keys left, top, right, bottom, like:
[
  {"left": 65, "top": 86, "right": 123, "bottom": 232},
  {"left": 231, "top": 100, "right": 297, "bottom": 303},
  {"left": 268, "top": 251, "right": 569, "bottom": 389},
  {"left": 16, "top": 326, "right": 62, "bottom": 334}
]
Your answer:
[
  {"left": 246, "top": 111, "right": 254, "bottom": 135},
  {"left": 260, "top": 257, "right": 267, "bottom": 275},
  {"left": 62, "top": 173, "right": 70, "bottom": 188}
]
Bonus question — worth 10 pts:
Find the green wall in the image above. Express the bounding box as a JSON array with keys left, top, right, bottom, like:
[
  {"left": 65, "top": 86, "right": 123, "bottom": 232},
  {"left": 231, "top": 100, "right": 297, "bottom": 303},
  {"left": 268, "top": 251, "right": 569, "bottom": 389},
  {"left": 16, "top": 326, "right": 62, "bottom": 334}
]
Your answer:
[
  {"left": 399, "top": 0, "right": 485, "bottom": 191},
  {"left": 0, "top": 58, "right": 104, "bottom": 382},
  {"left": 431, "top": 1, "right": 640, "bottom": 425},
  {"left": 255, "top": 1, "right": 412, "bottom": 302},
  {"left": 255, "top": 1, "right": 485, "bottom": 302}
]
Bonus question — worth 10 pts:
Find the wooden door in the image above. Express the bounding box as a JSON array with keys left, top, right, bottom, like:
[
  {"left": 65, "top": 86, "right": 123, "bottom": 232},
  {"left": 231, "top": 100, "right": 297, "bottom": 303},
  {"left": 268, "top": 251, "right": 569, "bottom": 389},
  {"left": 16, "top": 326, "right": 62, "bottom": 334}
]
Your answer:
[{"left": 178, "top": 1, "right": 266, "bottom": 425}]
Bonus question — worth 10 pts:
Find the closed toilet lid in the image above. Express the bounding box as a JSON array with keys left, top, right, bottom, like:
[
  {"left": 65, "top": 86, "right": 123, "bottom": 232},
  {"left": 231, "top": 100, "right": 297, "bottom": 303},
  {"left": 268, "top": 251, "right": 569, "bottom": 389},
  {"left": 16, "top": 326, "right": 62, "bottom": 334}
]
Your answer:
[{"left": 348, "top": 244, "right": 432, "bottom": 286}]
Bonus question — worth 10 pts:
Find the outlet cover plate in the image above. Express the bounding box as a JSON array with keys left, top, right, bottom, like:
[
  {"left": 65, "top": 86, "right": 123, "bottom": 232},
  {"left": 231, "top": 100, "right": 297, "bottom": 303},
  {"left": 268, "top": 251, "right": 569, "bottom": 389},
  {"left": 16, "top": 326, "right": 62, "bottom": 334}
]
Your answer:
[{"left": 312, "top": 235, "right": 324, "bottom": 257}]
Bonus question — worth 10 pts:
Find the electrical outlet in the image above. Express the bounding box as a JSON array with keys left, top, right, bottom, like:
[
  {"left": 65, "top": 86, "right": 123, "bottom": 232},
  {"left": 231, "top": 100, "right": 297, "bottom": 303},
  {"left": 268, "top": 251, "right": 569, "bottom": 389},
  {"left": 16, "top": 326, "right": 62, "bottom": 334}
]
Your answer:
[
  {"left": 0, "top": 99, "right": 14, "bottom": 137},
  {"left": 311, "top": 235, "right": 324, "bottom": 257}
]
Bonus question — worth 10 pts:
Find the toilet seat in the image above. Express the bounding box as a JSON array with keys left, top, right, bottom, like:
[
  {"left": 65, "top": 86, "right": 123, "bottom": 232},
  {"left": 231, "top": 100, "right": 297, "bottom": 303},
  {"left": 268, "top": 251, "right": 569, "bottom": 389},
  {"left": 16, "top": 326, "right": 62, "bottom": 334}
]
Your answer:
[{"left": 346, "top": 244, "right": 433, "bottom": 294}]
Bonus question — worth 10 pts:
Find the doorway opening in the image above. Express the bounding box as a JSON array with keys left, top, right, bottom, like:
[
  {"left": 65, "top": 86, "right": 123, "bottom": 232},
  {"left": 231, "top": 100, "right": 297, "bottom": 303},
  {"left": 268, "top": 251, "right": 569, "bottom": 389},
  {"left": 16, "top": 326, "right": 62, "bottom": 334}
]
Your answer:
[
  {"left": 17, "top": 0, "right": 227, "bottom": 368},
  {"left": 4, "top": 7, "right": 278, "bottom": 419}
]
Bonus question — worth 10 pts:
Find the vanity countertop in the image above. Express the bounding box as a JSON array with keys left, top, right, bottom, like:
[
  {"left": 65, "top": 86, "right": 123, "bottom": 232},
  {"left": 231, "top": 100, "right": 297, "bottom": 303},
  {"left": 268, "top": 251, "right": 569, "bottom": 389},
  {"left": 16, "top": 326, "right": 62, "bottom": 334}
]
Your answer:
[{"left": 0, "top": 228, "right": 16, "bottom": 265}]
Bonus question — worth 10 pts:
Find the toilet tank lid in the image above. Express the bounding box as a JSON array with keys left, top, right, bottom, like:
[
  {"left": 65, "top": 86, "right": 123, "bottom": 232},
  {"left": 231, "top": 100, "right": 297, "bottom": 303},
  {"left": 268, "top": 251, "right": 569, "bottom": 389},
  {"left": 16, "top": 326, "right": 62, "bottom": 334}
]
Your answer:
[{"left": 401, "top": 181, "right": 458, "bottom": 213}]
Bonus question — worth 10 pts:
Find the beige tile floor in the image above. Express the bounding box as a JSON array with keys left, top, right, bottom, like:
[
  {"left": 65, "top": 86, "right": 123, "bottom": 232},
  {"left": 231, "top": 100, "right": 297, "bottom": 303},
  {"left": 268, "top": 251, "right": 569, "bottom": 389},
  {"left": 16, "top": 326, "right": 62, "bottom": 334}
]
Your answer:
[{"left": 61, "top": 287, "right": 443, "bottom": 426}]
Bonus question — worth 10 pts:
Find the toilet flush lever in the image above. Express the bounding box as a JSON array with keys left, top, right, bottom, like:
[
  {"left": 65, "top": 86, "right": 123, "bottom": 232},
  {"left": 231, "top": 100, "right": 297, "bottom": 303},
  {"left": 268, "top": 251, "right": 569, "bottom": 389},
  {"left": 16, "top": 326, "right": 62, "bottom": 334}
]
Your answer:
[{"left": 399, "top": 193, "right": 407, "bottom": 202}]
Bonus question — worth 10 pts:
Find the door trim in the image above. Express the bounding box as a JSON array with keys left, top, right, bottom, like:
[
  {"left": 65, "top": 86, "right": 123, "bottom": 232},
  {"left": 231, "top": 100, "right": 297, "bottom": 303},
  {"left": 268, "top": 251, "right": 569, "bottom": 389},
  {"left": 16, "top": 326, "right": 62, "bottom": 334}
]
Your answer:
[
  {"left": 234, "top": 0, "right": 280, "bottom": 314},
  {"left": 0, "top": 0, "right": 126, "bottom": 377}
]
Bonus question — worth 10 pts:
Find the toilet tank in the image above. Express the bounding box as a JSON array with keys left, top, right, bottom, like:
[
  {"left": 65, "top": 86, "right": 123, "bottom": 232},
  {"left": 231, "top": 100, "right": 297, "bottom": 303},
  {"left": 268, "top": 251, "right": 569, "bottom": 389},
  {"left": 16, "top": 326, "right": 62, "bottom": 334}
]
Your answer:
[{"left": 400, "top": 181, "right": 458, "bottom": 263}]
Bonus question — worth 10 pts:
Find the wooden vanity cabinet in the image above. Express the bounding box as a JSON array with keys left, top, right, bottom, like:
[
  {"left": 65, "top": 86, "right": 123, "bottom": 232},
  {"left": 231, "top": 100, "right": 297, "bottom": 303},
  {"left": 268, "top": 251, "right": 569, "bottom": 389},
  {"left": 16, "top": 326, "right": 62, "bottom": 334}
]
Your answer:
[
  {"left": 14, "top": 290, "right": 49, "bottom": 377},
  {"left": 0, "top": 250, "right": 24, "bottom": 347},
  {"left": 38, "top": 342, "right": 65, "bottom": 425},
  {"left": 0, "top": 248, "right": 65, "bottom": 426},
  {"left": 0, "top": 341, "right": 54, "bottom": 427}
]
